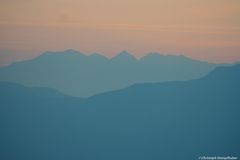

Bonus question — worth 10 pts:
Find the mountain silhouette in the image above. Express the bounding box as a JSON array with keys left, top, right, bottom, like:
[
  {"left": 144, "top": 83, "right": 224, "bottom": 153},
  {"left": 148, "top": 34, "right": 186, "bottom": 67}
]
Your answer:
[
  {"left": 0, "top": 50, "right": 221, "bottom": 97},
  {"left": 110, "top": 50, "right": 137, "bottom": 62},
  {"left": 0, "top": 65, "right": 239, "bottom": 160}
]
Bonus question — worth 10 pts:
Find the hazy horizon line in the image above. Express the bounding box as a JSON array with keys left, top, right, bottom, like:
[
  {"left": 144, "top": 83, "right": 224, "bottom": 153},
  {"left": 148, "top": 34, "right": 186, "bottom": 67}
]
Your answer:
[{"left": 1, "top": 49, "right": 235, "bottom": 68}]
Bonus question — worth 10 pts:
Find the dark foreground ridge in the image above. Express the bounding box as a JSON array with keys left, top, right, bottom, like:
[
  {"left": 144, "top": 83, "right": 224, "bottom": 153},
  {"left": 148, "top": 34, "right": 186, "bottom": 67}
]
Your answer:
[{"left": 0, "top": 65, "right": 239, "bottom": 160}]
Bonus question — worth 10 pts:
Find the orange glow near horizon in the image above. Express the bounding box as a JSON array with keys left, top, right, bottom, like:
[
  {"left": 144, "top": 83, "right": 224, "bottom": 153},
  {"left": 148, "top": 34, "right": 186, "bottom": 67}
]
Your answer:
[{"left": 0, "top": 0, "right": 240, "bottom": 65}]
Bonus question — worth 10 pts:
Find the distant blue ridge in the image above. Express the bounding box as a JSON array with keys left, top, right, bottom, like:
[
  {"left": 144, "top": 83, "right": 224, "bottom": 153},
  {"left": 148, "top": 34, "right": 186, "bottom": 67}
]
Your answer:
[{"left": 0, "top": 49, "right": 225, "bottom": 97}]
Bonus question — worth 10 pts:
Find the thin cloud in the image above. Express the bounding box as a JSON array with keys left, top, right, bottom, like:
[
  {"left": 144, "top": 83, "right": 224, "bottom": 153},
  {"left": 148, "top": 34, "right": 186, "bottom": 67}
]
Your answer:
[{"left": 1, "top": 21, "right": 240, "bottom": 35}]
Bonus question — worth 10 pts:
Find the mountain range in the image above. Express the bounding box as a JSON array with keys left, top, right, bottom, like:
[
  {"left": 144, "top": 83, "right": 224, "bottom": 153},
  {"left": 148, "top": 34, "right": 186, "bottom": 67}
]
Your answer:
[
  {"left": 0, "top": 64, "right": 239, "bottom": 160},
  {"left": 0, "top": 49, "right": 220, "bottom": 97}
]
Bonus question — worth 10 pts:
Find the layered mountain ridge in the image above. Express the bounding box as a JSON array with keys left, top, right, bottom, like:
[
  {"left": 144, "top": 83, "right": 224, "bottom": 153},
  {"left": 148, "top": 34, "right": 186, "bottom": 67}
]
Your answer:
[{"left": 0, "top": 50, "right": 222, "bottom": 97}]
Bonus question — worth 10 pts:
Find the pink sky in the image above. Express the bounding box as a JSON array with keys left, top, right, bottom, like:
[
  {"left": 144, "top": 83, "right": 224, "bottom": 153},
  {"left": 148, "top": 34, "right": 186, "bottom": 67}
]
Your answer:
[{"left": 0, "top": 0, "right": 240, "bottom": 65}]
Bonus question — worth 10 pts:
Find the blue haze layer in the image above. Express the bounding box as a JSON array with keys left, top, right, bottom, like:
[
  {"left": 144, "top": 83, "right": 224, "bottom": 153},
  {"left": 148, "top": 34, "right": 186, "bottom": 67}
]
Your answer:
[{"left": 0, "top": 50, "right": 220, "bottom": 97}]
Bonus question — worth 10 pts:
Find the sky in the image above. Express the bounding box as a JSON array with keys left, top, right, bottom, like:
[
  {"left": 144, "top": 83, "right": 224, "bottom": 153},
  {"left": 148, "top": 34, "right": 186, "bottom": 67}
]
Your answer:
[{"left": 0, "top": 0, "right": 240, "bottom": 66}]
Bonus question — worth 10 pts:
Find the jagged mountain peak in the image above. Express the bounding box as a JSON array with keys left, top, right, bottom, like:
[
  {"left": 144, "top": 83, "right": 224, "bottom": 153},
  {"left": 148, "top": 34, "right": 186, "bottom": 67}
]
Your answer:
[
  {"left": 89, "top": 53, "right": 108, "bottom": 60},
  {"left": 111, "top": 51, "right": 137, "bottom": 61}
]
